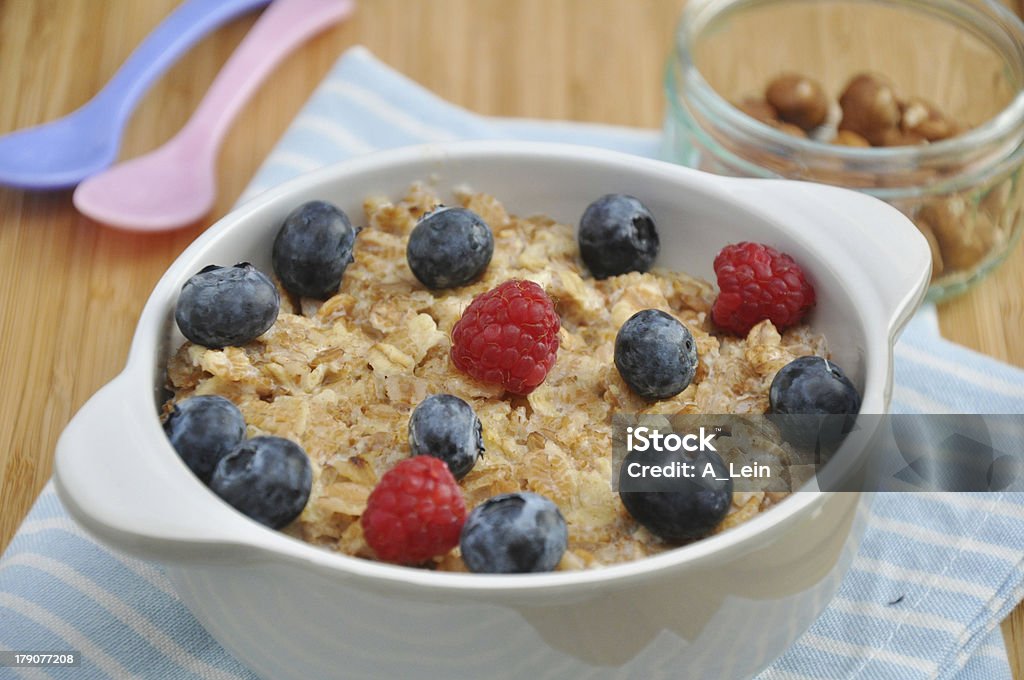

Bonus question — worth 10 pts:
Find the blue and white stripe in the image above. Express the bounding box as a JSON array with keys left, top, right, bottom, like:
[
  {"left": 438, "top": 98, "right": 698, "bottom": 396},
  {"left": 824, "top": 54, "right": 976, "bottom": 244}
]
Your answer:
[{"left": 2, "top": 46, "right": 1022, "bottom": 679}]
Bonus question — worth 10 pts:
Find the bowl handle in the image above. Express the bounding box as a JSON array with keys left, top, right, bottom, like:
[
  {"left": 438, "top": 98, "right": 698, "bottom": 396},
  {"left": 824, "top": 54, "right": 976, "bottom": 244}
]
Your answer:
[
  {"left": 54, "top": 374, "right": 259, "bottom": 563},
  {"left": 729, "top": 178, "right": 932, "bottom": 339}
]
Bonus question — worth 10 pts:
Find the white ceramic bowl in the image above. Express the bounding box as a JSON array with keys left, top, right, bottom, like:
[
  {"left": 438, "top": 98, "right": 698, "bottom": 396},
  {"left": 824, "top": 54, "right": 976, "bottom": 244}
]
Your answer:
[{"left": 54, "top": 142, "right": 930, "bottom": 680}]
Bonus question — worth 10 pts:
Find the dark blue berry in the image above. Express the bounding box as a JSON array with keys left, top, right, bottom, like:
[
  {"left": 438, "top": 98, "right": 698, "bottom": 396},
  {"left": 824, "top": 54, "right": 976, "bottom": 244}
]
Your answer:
[
  {"left": 163, "top": 396, "right": 246, "bottom": 484},
  {"left": 408, "top": 394, "right": 484, "bottom": 480},
  {"left": 272, "top": 201, "right": 359, "bottom": 299},
  {"left": 174, "top": 263, "right": 279, "bottom": 348},
  {"left": 406, "top": 207, "right": 493, "bottom": 289},
  {"left": 578, "top": 194, "right": 659, "bottom": 279},
  {"left": 209, "top": 436, "right": 312, "bottom": 529},
  {"left": 614, "top": 309, "right": 697, "bottom": 400},
  {"left": 460, "top": 492, "right": 567, "bottom": 573},
  {"left": 618, "top": 448, "right": 732, "bottom": 543},
  {"left": 769, "top": 356, "right": 862, "bottom": 451}
]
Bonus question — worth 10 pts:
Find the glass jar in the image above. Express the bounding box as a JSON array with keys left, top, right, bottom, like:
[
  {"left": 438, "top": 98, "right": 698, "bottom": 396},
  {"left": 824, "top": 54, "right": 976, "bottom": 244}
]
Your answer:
[{"left": 663, "top": 0, "right": 1024, "bottom": 301}]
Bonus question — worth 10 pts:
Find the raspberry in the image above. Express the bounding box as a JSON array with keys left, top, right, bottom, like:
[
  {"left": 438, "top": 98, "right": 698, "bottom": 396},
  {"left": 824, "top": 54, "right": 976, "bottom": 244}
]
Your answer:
[
  {"left": 450, "top": 280, "right": 560, "bottom": 395},
  {"left": 361, "top": 457, "right": 466, "bottom": 564},
  {"left": 711, "top": 242, "right": 815, "bottom": 336}
]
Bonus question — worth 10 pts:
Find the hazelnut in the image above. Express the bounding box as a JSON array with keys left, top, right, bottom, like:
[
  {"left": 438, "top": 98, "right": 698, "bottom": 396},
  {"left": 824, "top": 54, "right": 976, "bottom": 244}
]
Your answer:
[
  {"left": 900, "top": 97, "right": 957, "bottom": 142},
  {"left": 873, "top": 167, "right": 939, "bottom": 189},
  {"left": 917, "top": 195, "right": 1002, "bottom": 272},
  {"left": 770, "top": 121, "right": 808, "bottom": 138},
  {"left": 878, "top": 128, "right": 927, "bottom": 147},
  {"left": 765, "top": 73, "right": 829, "bottom": 131},
  {"left": 831, "top": 130, "right": 870, "bottom": 147},
  {"left": 803, "top": 167, "right": 878, "bottom": 188},
  {"left": 838, "top": 73, "right": 902, "bottom": 146},
  {"left": 980, "top": 179, "right": 1012, "bottom": 222},
  {"left": 736, "top": 97, "right": 779, "bottom": 125}
]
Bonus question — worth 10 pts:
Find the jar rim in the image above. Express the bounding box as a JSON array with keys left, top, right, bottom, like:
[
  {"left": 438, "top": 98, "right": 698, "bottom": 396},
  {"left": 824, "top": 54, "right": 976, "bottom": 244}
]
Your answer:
[{"left": 674, "top": 0, "right": 1024, "bottom": 167}]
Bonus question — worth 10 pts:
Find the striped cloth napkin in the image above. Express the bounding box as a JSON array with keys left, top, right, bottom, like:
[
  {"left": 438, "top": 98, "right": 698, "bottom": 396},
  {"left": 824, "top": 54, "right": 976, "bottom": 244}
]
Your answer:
[{"left": 3, "top": 46, "right": 1024, "bottom": 680}]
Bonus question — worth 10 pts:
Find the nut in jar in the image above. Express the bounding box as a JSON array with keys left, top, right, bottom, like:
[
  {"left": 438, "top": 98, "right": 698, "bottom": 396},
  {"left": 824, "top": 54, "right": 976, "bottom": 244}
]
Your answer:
[
  {"left": 912, "top": 182, "right": 1013, "bottom": 278},
  {"left": 666, "top": 0, "right": 1024, "bottom": 299}
]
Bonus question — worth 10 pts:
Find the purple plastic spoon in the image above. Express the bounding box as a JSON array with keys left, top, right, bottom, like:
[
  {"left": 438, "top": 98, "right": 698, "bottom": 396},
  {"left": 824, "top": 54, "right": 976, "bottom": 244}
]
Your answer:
[
  {"left": 0, "top": 0, "right": 273, "bottom": 190},
  {"left": 74, "top": 0, "right": 353, "bottom": 232}
]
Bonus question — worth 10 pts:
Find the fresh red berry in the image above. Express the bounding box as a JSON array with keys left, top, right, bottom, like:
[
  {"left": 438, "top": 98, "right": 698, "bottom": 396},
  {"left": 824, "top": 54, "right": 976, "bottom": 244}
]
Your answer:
[
  {"left": 711, "top": 242, "right": 815, "bottom": 336},
  {"left": 361, "top": 457, "right": 466, "bottom": 564},
  {"left": 450, "top": 280, "right": 560, "bottom": 395}
]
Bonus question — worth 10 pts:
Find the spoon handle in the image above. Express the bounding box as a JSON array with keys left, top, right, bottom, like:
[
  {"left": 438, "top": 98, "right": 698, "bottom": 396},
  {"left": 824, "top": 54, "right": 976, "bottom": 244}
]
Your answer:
[
  {"left": 177, "top": 0, "right": 354, "bottom": 156},
  {"left": 92, "top": 0, "right": 273, "bottom": 122}
]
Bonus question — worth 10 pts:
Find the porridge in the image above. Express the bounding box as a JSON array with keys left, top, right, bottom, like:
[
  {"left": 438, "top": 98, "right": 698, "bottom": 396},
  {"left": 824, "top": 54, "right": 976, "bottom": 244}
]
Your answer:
[{"left": 164, "top": 184, "right": 842, "bottom": 572}]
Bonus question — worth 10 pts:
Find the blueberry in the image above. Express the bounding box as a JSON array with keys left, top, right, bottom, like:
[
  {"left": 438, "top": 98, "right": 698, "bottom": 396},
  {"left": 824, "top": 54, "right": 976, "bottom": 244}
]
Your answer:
[
  {"left": 406, "top": 207, "right": 494, "bottom": 289},
  {"left": 174, "top": 263, "right": 279, "bottom": 349},
  {"left": 272, "top": 201, "right": 359, "bottom": 299},
  {"left": 614, "top": 309, "right": 697, "bottom": 400},
  {"left": 408, "top": 394, "right": 484, "bottom": 480},
  {"left": 769, "top": 356, "right": 862, "bottom": 450},
  {"left": 460, "top": 492, "right": 568, "bottom": 573},
  {"left": 578, "top": 194, "right": 659, "bottom": 279},
  {"left": 163, "top": 396, "right": 246, "bottom": 483},
  {"left": 209, "top": 436, "right": 313, "bottom": 529},
  {"left": 618, "top": 448, "right": 732, "bottom": 543}
]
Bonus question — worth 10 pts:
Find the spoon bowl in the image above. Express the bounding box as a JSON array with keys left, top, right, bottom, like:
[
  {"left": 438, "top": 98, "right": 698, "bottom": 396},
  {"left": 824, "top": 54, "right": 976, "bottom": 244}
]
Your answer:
[
  {"left": 72, "top": 137, "right": 217, "bottom": 231},
  {"left": 0, "top": 105, "right": 121, "bottom": 190}
]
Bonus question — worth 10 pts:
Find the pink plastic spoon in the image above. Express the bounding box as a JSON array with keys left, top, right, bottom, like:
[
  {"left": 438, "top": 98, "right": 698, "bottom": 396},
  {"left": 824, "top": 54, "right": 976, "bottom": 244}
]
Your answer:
[{"left": 74, "top": 0, "right": 354, "bottom": 232}]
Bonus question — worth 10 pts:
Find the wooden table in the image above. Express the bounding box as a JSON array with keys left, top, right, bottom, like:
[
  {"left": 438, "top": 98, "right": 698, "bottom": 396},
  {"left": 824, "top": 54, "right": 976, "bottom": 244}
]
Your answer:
[{"left": 1, "top": 0, "right": 1021, "bottom": 674}]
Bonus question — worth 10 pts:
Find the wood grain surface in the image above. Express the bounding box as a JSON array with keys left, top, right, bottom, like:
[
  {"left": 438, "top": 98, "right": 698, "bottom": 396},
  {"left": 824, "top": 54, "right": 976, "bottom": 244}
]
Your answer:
[{"left": 0, "top": 0, "right": 1021, "bottom": 674}]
